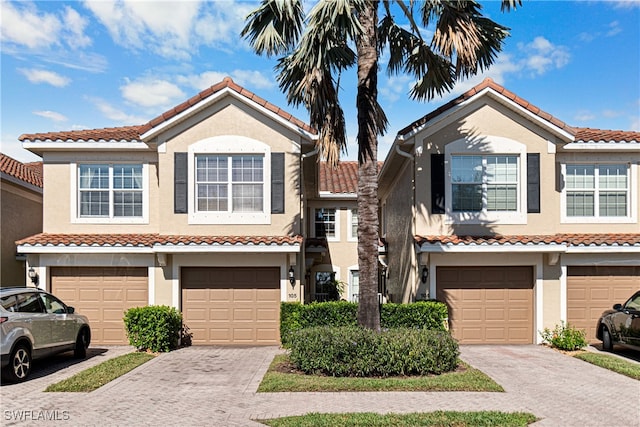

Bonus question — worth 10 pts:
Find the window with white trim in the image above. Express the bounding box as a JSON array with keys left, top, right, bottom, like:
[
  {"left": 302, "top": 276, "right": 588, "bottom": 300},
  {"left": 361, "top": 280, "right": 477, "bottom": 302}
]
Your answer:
[
  {"left": 451, "top": 155, "right": 519, "bottom": 212},
  {"left": 196, "top": 155, "right": 264, "bottom": 213},
  {"left": 565, "top": 164, "right": 629, "bottom": 218},
  {"left": 77, "top": 163, "right": 144, "bottom": 219},
  {"left": 348, "top": 208, "right": 358, "bottom": 240},
  {"left": 314, "top": 208, "right": 337, "bottom": 240}
]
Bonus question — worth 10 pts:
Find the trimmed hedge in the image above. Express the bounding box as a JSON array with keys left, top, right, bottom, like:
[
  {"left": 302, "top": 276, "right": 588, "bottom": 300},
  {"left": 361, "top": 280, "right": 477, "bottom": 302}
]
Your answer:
[
  {"left": 280, "top": 301, "right": 448, "bottom": 347},
  {"left": 289, "top": 326, "right": 459, "bottom": 377},
  {"left": 123, "top": 305, "right": 182, "bottom": 352}
]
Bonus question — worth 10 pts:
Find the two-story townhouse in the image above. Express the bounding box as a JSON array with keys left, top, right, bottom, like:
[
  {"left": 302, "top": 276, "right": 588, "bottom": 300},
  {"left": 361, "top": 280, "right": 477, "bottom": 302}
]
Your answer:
[
  {"left": 304, "top": 161, "right": 360, "bottom": 302},
  {"left": 379, "top": 78, "right": 640, "bottom": 345},
  {"left": 16, "top": 78, "right": 319, "bottom": 346},
  {"left": 1, "top": 154, "right": 43, "bottom": 286}
]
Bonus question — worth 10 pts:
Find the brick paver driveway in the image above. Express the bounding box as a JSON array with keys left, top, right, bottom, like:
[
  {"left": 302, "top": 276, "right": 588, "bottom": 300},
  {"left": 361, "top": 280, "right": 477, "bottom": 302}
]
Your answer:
[{"left": 1, "top": 345, "right": 638, "bottom": 426}]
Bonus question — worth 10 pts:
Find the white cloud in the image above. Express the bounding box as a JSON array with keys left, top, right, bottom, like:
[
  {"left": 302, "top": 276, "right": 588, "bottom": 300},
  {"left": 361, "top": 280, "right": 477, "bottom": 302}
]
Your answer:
[
  {"left": 606, "top": 21, "right": 622, "bottom": 37},
  {"left": 62, "top": 6, "right": 92, "bottom": 49},
  {"left": 120, "top": 78, "right": 186, "bottom": 108},
  {"left": 19, "top": 68, "right": 71, "bottom": 87},
  {"left": 83, "top": 0, "right": 253, "bottom": 60},
  {"left": 574, "top": 111, "right": 596, "bottom": 122},
  {"left": 614, "top": 1, "right": 640, "bottom": 9},
  {"left": 87, "top": 97, "right": 148, "bottom": 125},
  {"left": 518, "top": 36, "right": 570, "bottom": 75},
  {"left": 0, "top": 1, "right": 61, "bottom": 49},
  {"left": 379, "top": 75, "right": 414, "bottom": 103},
  {"left": 177, "top": 70, "right": 275, "bottom": 91},
  {"left": 33, "top": 110, "right": 68, "bottom": 122}
]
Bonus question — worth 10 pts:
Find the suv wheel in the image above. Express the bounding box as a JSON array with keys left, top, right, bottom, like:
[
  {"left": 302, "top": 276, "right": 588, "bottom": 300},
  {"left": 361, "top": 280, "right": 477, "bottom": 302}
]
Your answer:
[
  {"left": 601, "top": 327, "right": 613, "bottom": 351},
  {"left": 74, "top": 328, "right": 89, "bottom": 359},
  {"left": 3, "top": 344, "right": 32, "bottom": 382}
]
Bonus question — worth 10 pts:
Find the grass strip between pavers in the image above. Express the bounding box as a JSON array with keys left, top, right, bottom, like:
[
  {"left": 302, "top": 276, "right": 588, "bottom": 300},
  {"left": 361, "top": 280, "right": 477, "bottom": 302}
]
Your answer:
[
  {"left": 574, "top": 352, "right": 640, "bottom": 380},
  {"left": 257, "top": 411, "right": 538, "bottom": 426},
  {"left": 258, "top": 354, "right": 504, "bottom": 392},
  {"left": 45, "top": 352, "right": 156, "bottom": 392}
]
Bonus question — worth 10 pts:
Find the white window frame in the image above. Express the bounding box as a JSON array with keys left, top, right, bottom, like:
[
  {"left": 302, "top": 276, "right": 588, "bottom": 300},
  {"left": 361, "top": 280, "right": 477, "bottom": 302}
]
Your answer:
[
  {"left": 70, "top": 162, "right": 149, "bottom": 224},
  {"left": 561, "top": 162, "right": 637, "bottom": 224},
  {"left": 188, "top": 136, "right": 271, "bottom": 225},
  {"left": 348, "top": 266, "right": 359, "bottom": 302},
  {"left": 445, "top": 136, "right": 527, "bottom": 225},
  {"left": 348, "top": 208, "right": 358, "bottom": 241},
  {"left": 312, "top": 207, "right": 340, "bottom": 242}
]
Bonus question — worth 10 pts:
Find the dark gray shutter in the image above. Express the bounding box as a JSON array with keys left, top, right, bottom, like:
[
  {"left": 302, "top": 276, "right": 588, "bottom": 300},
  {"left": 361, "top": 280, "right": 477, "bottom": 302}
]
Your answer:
[
  {"left": 431, "top": 154, "right": 445, "bottom": 214},
  {"left": 271, "top": 153, "right": 285, "bottom": 214},
  {"left": 527, "top": 153, "right": 540, "bottom": 213},
  {"left": 174, "top": 152, "right": 188, "bottom": 214}
]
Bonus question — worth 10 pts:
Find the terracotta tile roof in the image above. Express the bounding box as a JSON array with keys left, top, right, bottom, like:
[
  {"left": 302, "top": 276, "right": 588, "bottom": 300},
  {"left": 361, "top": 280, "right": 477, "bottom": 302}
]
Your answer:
[
  {"left": 16, "top": 233, "right": 303, "bottom": 248},
  {"left": 140, "top": 77, "right": 316, "bottom": 136},
  {"left": 415, "top": 234, "right": 640, "bottom": 247},
  {"left": 573, "top": 128, "right": 640, "bottom": 144},
  {"left": 0, "top": 153, "right": 43, "bottom": 188},
  {"left": 19, "top": 77, "right": 315, "bottom": 143},
  {"left": 19, "top": 125, "right": 144, "bottom": 143},
  {"left": 397, "top": 78, "right": 576, "bottom": 138},
  {"left": 320, "top": 161, "right": 358, "bottom": 194}
]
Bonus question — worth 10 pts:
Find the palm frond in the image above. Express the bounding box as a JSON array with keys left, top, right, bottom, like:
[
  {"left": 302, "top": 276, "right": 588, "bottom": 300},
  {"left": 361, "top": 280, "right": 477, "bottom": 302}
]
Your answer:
[{"left": 241, "top": 0, "right": 305, "bottom": 56}]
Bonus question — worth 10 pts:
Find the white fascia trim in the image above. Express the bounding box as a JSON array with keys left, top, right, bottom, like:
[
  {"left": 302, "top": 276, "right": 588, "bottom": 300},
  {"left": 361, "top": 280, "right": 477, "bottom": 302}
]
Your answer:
[
  {"left": 154, "top": 244, "right": 301, "bottom": 253},
  {"left": 318, "top": 192, "right": 357, "bottom": 199},
  {"left": 17, "top": 245, "right": 153, "bottom": 254},
  {"left": 565, "top": 246, "right": 640, "bottom": 253},
  {"left": 418, "top": 243, "right": 568, "bottom": 253},
  {"left": 22, "top": 142, "right": 148, "bottom": 151},
  {"left": 562, "top": 143, "right": 640, "bottom": 151},
  {"left": 141, "top": 87, "right": 317, "bottom": 142},
  {"left": 399, "top": 88, "right": 574, "bottom": 142}
]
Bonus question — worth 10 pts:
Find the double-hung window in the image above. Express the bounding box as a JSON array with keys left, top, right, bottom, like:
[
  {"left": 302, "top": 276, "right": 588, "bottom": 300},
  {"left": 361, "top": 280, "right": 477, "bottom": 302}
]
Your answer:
[
  {"left": 77, "top": 163, "right": 145, "bottom": 221},
  {"left": 195, "top": 155, "right": 264, "bottom": 213},
  {"left": 565, "top": 164, "right": 631, "bottom": 220},
  {"left": 451, "top": 155, "right": 518, "bottom": 212},
  {"left": 314, "top": 208, "right": 337, "bottom": 240},
  {"left": 348, "top": 208, "right": 358, "bottom": 241}
]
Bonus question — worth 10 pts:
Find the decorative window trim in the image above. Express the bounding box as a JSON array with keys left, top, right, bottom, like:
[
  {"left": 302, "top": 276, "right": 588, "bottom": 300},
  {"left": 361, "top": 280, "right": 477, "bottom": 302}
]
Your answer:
[
  {"left": 348, "top": 266, "right": 359, "bottom": 302},
  {"left": 70, "top": 162, "right": 149, "bottom": 224},
  {"left": 560, "top": 162, "right": 637, "bottom": 224},
  {"left": 444, "top": 136, "right": 527, "bottom": 225},
  {"left": 188, "top": 136, "right": 271, "bottom": 225},
  {"left": 312, "top": 207, "right": 340, "bottom": 242},
  {"left": 348, "top": 208, "right": 358, "bottom": 241}
]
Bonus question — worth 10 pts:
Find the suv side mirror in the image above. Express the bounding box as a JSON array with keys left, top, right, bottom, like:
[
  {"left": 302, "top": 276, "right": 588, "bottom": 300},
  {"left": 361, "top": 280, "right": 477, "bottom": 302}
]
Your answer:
[
  {"left": 613, "top": 303, "right": 622, "bottom": 310},
  {"left": 66, "top": 306, "right": 75, "bottom": 314}
]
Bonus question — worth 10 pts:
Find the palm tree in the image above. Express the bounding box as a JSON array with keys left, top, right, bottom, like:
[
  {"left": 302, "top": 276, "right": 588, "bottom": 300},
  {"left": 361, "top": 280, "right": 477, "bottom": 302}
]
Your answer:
[{"left": 242, "top": 0, "right": 520, "bottom": 330}]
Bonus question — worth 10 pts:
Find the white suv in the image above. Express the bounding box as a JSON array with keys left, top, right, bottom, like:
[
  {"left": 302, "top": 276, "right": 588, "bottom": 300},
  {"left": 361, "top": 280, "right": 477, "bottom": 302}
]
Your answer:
[{"left": 1, "top": 287, "right": 91, "bottom": 382}]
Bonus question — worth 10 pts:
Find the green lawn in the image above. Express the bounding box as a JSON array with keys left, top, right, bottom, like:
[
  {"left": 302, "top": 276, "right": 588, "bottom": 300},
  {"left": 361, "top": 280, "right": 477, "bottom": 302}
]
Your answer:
[
  {"left": 574, "top": 352, "right": 640, "bottom": 380},
  {"left": 45, "top": 352, "right": 156, "bottom": 392},
  {"left": 257, "top": 411, "right": 538, "bottom": 426},
  {"left": 258, "top": 354, "right": 503, "bottom": 392}
]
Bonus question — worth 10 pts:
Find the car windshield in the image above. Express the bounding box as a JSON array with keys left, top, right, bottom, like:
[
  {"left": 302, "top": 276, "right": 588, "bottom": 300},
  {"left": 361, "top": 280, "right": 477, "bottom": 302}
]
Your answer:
[{"left": 625, "top": 293, "right": 640, "bottom": 311}]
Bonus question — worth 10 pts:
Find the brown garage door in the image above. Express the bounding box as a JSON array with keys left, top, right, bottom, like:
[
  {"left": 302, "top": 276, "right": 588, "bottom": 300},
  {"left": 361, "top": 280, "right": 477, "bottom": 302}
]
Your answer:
[
  {"left": 51, "top": 267, "right": 148, "bottom": 345},
  {"left": 567, "top": 266, "right": 640, "bottom": 343},
  {"left": 436, "top": 266, "right": 534, "bottom": 344},
  {"left": 182, "top": 267, "right": 280, "bottom": 345}
]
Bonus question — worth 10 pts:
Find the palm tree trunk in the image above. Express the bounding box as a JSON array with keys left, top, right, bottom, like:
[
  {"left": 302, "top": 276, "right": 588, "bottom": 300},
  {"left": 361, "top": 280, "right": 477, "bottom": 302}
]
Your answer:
[{"left": 356, "top": 0, "right": 381, "bottom": 331}]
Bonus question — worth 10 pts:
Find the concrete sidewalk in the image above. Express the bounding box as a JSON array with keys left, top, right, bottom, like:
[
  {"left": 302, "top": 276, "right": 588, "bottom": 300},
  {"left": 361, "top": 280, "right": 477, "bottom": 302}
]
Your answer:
[{"left": 2, "top": 345, "right": 639, "bottom": 426}]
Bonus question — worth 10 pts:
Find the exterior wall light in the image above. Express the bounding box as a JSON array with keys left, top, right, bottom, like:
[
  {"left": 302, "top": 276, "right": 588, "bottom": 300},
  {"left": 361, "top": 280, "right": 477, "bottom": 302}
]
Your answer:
[
  {"left": 28, "top": 267, "right": 39, "bottom": 286},
  {"left": 289, "top": 266, "right": 296, "bottom": 286},
  {"left": 420, "top": 266, "right": 429, "bottom": 284}
]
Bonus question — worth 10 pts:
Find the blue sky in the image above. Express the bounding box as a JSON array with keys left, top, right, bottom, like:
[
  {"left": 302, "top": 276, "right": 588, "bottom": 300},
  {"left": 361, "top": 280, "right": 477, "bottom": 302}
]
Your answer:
[{"left": 1, "top": 0, "right": 639, "bottom": 164}]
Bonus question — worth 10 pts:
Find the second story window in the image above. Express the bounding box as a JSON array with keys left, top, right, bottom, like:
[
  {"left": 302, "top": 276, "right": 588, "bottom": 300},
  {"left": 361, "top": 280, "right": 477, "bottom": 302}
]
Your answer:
[
  {"left": 78, "top": 164, "right": 143, "bottom": 219},
  {"left": 315, "top": 208, "right": 337, "bottom": 239},
  {"left": 565, "top": 164, "right": 629, "bottom": 218},
  {"left": 195, "top": 155, "right": 264, "bottom": 213},
  {"left": 452, "top": 155, "right": 518, "bottom": 212},
  {"left": 349, "top": 208, "right": 358, "bottom": 240}
]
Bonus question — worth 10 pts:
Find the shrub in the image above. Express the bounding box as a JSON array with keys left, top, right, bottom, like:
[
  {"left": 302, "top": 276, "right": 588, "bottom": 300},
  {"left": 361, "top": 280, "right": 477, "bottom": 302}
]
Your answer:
[
  {"left": 289, "top": 326, "right": 459, "bottom": 377},
  {"left": 540, "top": 321, "right": 588, "bottom": 351},
  {"left": 123, "top": 305, "right": 183, "bottom": 352},
  {"left": 280, "top": 300, "right": 449, "bottom": 348}
]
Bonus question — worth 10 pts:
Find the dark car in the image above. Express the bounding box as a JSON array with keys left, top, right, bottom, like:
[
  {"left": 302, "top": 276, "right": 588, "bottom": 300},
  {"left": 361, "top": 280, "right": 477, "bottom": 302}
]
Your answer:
[
  {"left": 596, "top": 290, "right": 640, "bottom": 352},
  {"left": 1, "top": 287, "right": 91, "bottom": 382}
]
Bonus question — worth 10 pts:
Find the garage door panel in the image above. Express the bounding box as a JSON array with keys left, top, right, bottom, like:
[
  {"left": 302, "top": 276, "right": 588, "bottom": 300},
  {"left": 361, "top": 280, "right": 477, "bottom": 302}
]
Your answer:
[
  {"left": 182, "top": 267, "right": 280, "bottom": 345},
  {"left": 437, "top": 266, "right": 533, "bottom": 344},
  {"left": 567, "top": 267, "right": 639, "bottom": 343},
  {"left": 51, "top": 267, "right": 148, "bottom": 345}
]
